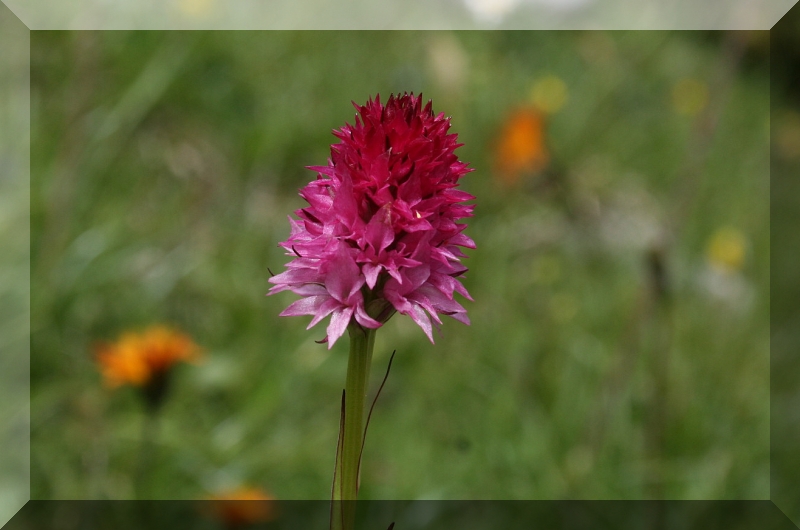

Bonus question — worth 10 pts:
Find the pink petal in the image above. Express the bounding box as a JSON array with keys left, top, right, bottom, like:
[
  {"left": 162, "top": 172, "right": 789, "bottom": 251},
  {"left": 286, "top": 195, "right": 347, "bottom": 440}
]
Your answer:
[
  {"left": 326, "top": 307, "right": 354, "bottom": 349},
  {"left": 385, "top": 266, "right": 404, "bottom": 285},
  {"left": 291, "top": 284, "right": 329, "bottom": 296},
  {"left": 332, "top": 176, "right": 359, "bottom": 230},
  {"left": 365, "top": 205, "right": 395, "bottom": 253},
  {"left": 324, "top": 248, "right": 364, "bottom": 303},
  {"left": 442, "top": 189, "right": 476, "bottom": 202},
  {"left": 408, "top": 305, "right": 434, "bottom": 343},
  {"left": 446, "top": 311, "right": 470, "bottom": 325},
  {"left": 422, "top": 285, "right": 470, "bottom": 323},
  {"left": 362, "top": 263, "right": 382, "bottom": 290},
  {"left": 269, "top": 268, "right": 323, "bottom": 286},
  {"left": 449, "top": 233, "right": 477, "bottom": 249},
  {"left": 279, "top": 296, "right": 327, "bottom": 317},
  {"left": 306, "top": 164, "right": 336, "bottom": 177},
  {"left": 354, "top": 305, "right": 382, "bottom": 329},
  {"left": 400, "top": 265, "right": 430, "bottom": 293},
  {"left": 307, "top": 297, "right": 342, "bottom": 329},
  {"left": 383, "top": 283, "right": 414, "bottom": 315}
]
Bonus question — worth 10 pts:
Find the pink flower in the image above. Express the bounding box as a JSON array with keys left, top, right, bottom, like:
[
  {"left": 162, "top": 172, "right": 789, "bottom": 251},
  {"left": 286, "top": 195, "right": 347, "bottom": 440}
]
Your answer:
[{"left": 269, "top": 93, "right": 475, "bottom": 348}]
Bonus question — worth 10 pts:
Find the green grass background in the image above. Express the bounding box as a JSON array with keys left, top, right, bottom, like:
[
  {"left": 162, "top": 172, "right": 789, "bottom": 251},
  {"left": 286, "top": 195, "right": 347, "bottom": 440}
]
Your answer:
[{"left": 30, "top": 31, "right": 770, "bottom": 500}]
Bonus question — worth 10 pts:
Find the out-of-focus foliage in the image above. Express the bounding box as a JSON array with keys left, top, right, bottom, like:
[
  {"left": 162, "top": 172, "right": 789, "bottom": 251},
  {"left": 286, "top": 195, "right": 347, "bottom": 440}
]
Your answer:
[
  {"left": 0, "top": 3, "right": 30, "bottom": 527},
  {"left": 770, "top": 4, "right": 800, "bottom": 527},
  {"left": 30, "top": 31, "right": 769, "bottom": 501}
]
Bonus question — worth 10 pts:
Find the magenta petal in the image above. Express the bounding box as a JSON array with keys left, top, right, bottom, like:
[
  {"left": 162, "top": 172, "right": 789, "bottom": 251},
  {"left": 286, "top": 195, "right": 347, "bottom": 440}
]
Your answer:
[
  {"left": 416, "top": 284, "right": 466, "bottom": 314},
  {"left": 306, "top": 164, "right": 336, "bottom": 177},
  {"left": 415, "top": 298, "right": 444, "bottom": 326},
  {"left": 362, "top": 263, "right": 382, "bottom": 290},
  {"left": 443, "top": 189, "right": 476, "bottom": 202},
  {"left": 279, "top": 296, "right": 327, "bottom": 317},
  {"left": 365, "top": 206, "right": 395, "bottom": 253},
  {"left": 307, "top": 297, "right": 341, "bottom": 329},
  {"left": 354, "top": 305, "right": 382, "bottom": 329},
  {"left": 449, "top": 233, "right": 477, "bottom": 249},
  {"left": 447, "top": 311, "right": 471, "bottom": 325},
  {"left": 267, "top": 283, "right": 297, "bottom": 295},
  {"left": 427, "top": 273, "right": 455, "bottom": 300},
  {"left": 384, "top": 282, "right": 419, "bottom": 318},
  {"left": 386, "top": 266, "right": 404, "bottom": 285},
  {"left": 403, "top": 218, "right": 434, "bottom": 233},
  {"left": 300, "top": 185, "right": 334, "bottom": 213},
  {"left": 401, "top": 265, "right": 430, "bottom": 293},
  {"left": 269, "top": 268, "right": 323, "bottom": 286},
  {"left": 324, "top": 248, "right": 363, "bottom": 302},
  {"left": 332, "top": 176, "right": 359, "bottom": 229},
  {"left": 326, "top": 307, "right": 354, "bottom": 349},
  {"left": 408, "top": 305, "right": 434, "bottom": 343},
  {"left": 291, "top": 284, "right": 329, "bottom": 297}
]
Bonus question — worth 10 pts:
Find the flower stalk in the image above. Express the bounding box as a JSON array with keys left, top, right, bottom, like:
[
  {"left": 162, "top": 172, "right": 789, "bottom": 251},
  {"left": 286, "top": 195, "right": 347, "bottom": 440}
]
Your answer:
[
  {"left": 135, "top": 404, "right": 160, "bottom": 498},
  {"left": 342, "top": 323, "right": 375, "bottom": 502},
  {"left": 331, "top": 324, "right": 376, "bottom": 530}
]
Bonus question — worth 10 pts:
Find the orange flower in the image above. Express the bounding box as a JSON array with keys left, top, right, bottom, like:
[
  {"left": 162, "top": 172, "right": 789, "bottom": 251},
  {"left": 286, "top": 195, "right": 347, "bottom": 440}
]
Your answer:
[
  {"left": 95, "top": 325, "right": 201, "bottom": 388},
  {"left": 207, "top": 487, "right": 277, "bottom": 528},
  {"left": 494, "top": 107, "right": 549, "bottom": 186}
]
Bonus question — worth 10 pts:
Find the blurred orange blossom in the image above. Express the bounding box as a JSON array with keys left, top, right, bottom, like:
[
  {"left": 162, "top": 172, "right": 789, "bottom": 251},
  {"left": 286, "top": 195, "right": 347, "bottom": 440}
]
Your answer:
[
  {"left": 95, "top": 325, "right": 201, "bottom": 388},
  {"left": 207, "top": 487, "right": 277, "bottom": 528},
  {"left": 494, "top": 107, "right": 549, "bottom": 186}
]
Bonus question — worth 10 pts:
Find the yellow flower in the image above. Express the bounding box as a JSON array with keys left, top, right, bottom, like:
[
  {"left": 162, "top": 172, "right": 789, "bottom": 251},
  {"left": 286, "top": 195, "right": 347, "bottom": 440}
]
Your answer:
[
  {"left": 95, "top": 325, "right": 201, "bottom": 388},
  {"left": 706, "top": 227, "right": 747, "bottom": 274},
  {"left": 207, "top": 487, "right": 277, "bottom": 528},
  {"left": 530, "top": 75, "right": 569, "bottom": 115},
  {"left": 494, "top": 107, "right": 549, "bottom": 186}
]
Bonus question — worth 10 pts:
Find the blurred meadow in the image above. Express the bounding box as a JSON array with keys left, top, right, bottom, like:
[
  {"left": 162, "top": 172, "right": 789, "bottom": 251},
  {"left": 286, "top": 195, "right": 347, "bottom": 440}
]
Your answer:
[{"left": 30, "top": 31, "right": 770, "bottom": 501}]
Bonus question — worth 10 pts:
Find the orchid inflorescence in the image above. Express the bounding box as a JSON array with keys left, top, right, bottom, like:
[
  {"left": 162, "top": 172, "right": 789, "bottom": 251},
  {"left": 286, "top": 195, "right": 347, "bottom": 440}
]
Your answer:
[{"left": 269, "top": 93, "right": 475, "bottom": 346}]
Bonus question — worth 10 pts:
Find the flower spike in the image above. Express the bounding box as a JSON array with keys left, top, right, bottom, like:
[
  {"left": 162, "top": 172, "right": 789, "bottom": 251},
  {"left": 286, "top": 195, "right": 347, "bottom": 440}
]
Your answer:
[{"left": 269, "top": 93, "right": 475, "bottom": 347}]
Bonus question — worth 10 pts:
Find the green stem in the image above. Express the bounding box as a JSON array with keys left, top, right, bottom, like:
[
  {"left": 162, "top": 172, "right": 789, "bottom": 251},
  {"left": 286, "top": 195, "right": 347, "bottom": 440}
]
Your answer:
[
  {"left": 333, "top": 323, "right": 376, "bottom": 530},
  {"left": 135, "top": 406, "right": 159, "bottom": 499}
]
